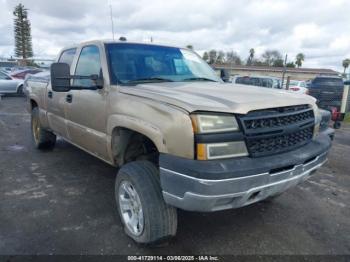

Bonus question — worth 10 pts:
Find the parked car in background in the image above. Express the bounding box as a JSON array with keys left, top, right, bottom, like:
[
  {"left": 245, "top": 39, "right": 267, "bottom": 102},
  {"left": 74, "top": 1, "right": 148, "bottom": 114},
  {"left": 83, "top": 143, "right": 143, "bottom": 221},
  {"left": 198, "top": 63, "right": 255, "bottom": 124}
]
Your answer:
[
  {"left": 308, "top": 76, "right": 344, "bottom": 109},
  {"left": 23, "top": 71, "right": 50, "bottom": 97},
  {"left": 233, "top": 75, "right": 282, "bottom": 89},
  {"left": 308, "top": 76, "right": 345, "bottom": 128},
  {"left": 10, "top": 66, "right": 37, "bottom": 72},
  {"left": 0, "top": 67, "right": 13, "bottom": 73},
  {"left": 284, "top": 80, "right": 309, "bottom": 94},
  {"left": 0, "top": 70, "right": 24, "bottom": 94},
  {"left": 11, "top": 69, "right": 43, "bottom": 80}
]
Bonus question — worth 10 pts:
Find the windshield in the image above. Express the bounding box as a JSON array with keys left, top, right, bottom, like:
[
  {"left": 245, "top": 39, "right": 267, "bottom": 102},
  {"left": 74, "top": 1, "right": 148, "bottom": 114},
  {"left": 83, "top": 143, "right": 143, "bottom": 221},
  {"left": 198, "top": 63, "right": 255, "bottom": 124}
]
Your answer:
[{"left": 106, "top": 43, "right": 221, "bottom": 85}]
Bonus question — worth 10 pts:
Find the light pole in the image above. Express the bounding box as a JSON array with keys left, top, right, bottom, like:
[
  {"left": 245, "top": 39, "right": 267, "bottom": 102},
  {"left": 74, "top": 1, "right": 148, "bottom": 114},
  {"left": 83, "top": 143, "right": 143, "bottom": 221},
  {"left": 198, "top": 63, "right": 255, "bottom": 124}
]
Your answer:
[{"left": 281, "top": 54, "right": 288, "bottom": 89}]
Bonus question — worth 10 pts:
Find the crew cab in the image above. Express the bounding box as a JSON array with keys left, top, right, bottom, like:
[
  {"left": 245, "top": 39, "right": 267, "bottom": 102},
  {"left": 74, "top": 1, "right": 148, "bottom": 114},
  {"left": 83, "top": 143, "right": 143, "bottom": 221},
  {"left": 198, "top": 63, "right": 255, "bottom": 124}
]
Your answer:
[{"left": 26, "top": 40, "right": 333, "bottom": 244}]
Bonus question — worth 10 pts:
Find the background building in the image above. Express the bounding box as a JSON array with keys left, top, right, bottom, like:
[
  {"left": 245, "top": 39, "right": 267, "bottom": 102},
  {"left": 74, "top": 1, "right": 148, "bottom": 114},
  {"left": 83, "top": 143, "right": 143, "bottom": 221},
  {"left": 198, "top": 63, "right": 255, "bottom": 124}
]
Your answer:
[{"left": 213, "top": 64, "right": 340, "bottom": 81}]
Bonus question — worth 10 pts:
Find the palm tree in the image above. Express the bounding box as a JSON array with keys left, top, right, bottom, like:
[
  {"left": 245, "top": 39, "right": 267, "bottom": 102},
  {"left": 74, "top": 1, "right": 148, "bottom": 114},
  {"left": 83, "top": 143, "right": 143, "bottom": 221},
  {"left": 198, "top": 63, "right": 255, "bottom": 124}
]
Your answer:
[
  {"left": 342, "top": 59, "right": 350, "bottom": 74},
  {"left": 247, "top": 48, "right": 255, "bottom": 65},
  {"left": 295, "top": 53, "right": 305, "bottom": 68},
  {"left": 249, "top": 48, "right": 255, "bottom": 60}
]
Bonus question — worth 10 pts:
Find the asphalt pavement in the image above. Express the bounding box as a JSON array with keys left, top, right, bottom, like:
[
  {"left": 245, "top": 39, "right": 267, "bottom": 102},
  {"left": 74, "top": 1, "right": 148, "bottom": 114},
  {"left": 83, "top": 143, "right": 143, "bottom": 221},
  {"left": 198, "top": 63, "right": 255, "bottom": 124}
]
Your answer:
[{"left": 0, "top": 96, "right": 349, "bottom": 255}]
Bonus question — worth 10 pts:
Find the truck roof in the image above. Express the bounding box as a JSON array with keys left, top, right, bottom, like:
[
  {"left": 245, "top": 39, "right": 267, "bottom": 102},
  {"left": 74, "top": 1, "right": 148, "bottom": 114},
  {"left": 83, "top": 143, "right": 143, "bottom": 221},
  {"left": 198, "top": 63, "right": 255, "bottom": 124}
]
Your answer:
[{"left": 60, "top": 39, "right": 187, "bottom": 52}]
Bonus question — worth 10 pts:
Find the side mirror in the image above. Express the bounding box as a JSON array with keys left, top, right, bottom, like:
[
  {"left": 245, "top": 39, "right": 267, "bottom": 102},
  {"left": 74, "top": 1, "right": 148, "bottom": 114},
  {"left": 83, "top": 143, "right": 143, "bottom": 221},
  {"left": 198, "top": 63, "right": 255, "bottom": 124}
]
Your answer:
[
  {"left": 51, "top": 62, "right": 71, "bottom": 92},
  {"left": 90, "top": 69, "right": 104, "bottom": 89}
]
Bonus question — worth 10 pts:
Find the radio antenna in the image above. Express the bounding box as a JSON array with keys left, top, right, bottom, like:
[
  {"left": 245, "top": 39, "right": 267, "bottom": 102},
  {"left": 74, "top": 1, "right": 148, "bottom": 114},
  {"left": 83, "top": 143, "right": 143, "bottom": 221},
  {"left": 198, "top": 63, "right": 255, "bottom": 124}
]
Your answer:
[{"left": 109, "top": 3, "right": 115, "bottom": 40}]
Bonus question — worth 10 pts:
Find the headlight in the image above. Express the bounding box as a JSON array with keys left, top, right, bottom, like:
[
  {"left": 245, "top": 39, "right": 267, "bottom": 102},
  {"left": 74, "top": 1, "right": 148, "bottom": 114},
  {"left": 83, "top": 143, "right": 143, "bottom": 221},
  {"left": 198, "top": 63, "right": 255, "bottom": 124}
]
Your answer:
[
  {"left": 197, "top": 142, "right": 248, "bottom": 160},
  {"left": 191, "top": 114, "right": 239, "bottom": 133},
  {"left": 191, "top": 113, "right": 248, "bottom": 160}
]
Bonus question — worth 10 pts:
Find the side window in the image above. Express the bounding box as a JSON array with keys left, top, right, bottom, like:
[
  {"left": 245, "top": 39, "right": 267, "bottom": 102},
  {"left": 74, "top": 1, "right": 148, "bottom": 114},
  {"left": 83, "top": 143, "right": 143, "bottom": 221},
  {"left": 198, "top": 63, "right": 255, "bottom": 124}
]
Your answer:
[
  {"left": 261, "top": 79, "right": 268, "bottom": 87},
  {"left": 0, "top": 72, "right": 8, "bottom": 79},
  {"left": 173, "top": 59, "right": 190, "bottom": 74},
  {"left": 74, "top": 45, "right": 101, "bottom": 87},
  {"left": 267, "top": 79, "right": 273, "bottom": 88},
  {"left": 58, "top": 48, "right": 77, "bottom": 67}
]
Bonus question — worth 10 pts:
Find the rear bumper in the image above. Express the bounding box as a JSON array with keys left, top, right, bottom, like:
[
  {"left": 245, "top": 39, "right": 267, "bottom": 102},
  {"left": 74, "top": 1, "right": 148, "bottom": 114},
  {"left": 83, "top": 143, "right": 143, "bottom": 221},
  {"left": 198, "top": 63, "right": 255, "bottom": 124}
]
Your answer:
[{"left": 159, "top": 133, "right": 332, "bottom": 212}]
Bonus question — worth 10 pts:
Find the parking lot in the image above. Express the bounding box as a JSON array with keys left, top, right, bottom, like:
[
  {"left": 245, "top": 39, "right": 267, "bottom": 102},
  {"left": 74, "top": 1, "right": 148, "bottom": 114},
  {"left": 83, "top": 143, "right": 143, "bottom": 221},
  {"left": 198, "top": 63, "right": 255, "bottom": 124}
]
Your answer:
[{"left": 0, "top": 96, "right": 349, "bottom": 255}]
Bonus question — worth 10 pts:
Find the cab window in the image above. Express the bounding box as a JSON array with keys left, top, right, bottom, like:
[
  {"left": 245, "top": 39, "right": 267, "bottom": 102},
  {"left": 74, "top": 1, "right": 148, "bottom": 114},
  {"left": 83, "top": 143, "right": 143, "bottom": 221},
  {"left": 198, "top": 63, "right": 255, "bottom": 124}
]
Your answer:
[
  {"left": 74, "top": 45, "right": 101, "bottom": 87},
  {"left": 58, "top": 48, "right": 77, "bottom": 67}
]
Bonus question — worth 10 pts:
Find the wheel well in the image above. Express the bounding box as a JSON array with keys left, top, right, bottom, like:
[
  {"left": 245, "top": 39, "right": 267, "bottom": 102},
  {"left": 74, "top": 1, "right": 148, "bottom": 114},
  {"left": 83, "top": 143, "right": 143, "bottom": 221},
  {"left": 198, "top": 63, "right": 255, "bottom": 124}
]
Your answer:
[
  {"left": 30, "top": 99, "right": 38, "bottom": 110},
  {"left": 111, "top": 127, "right": 159, "bottom": 167}
]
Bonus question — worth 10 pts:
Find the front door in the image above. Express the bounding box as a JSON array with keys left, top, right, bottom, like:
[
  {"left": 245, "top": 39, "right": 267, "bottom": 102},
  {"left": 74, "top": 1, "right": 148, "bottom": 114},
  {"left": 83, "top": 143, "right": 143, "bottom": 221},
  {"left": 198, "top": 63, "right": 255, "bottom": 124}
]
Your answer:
[
  {"left": 65, "top": 45, "right": 109, "bottom": 159},
  {"left": 0, "top": 72, "right": 18, "bottom": 93}
]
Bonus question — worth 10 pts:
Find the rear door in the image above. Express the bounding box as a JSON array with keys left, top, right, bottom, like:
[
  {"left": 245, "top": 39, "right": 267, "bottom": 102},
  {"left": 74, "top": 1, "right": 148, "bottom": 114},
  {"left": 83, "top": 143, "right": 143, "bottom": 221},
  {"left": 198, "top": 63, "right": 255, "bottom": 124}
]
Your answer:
[{"left": 46, "top": 48, "right": 77, "bottom": 137}]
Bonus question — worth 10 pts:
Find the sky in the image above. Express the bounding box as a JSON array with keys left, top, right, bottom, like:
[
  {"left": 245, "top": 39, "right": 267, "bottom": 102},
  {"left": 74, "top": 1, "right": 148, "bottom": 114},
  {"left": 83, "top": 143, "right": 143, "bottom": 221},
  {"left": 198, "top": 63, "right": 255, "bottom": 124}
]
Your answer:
[{"left": 0, "top": 0, "right": 350, "bottom": 72}]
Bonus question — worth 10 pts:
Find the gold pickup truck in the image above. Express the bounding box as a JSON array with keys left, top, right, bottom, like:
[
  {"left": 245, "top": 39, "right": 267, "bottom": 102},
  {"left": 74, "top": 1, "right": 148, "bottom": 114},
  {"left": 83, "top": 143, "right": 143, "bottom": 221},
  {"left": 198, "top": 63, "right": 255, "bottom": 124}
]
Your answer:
[{"left": 26, "top": 40, "right": 333, "bottom": 244}]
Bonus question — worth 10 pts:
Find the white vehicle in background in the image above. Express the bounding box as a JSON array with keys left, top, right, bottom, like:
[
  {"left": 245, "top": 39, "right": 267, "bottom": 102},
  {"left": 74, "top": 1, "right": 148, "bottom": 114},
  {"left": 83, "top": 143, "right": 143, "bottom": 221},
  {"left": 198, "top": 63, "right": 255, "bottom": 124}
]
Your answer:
[
  {"left": 233, "top": 75, "right": 282, "bottom": 89},
  {"left": 285, "top": 80, "right": 309, "bottom": 94},
  {"left": 23, "top": 71, "right": 50, "bottom": 96},
  {"left": 0, "top": 70, "right": 24, "bottom": 94}
]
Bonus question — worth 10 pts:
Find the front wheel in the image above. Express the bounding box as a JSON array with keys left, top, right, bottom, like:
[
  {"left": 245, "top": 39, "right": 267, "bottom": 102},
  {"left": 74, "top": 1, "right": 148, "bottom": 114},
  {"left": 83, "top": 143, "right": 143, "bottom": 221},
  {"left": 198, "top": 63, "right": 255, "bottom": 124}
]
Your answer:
[{"left": 115, "top": 161, "right": 177, "bottom": 244}]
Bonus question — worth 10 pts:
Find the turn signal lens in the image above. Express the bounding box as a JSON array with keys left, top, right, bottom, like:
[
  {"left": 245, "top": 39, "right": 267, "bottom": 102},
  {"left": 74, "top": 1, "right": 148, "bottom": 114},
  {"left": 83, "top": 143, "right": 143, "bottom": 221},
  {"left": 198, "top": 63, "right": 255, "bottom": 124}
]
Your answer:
[{"left": 197, "top": 144, "right": 207, "bottom": 160}]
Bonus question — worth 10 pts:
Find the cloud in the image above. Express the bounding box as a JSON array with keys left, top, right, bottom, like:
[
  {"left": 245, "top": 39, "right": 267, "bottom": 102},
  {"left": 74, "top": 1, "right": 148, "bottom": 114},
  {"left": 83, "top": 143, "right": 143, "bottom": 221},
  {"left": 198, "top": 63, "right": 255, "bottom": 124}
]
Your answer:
[{"left": 0, "top": 0, "right": 349, "bottom": 71}]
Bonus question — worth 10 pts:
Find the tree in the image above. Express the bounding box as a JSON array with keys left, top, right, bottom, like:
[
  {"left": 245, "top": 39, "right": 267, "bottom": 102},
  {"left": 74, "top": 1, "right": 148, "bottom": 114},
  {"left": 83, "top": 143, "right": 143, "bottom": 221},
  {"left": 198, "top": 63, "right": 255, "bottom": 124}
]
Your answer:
[
  {"left": 273, "top": 59, "right": 284, "bottom": 67},
  {"left": 295, "top": 53, "right": 305, "bottom": 68},
  {"left": 286, "top": 62, "right": 296, "bottom": 68},
  {"left": 208, "top": 49, "right": 217, "bottom": 64},
  {"left": 247, "top": 48, "right": 255, "bottom": 65},
  {"left": 226, "top": 51, "right": 242, "bottom": 65},
  {"left": 261, "top": 50, "right": 282, "bottom": 66},
  {"left": 202, "top": 52, "right": 209, "bottom": 62},
  {"left": 216, "top": 50, "right": 225, "bottom": 64},
  {"left": 342, "top": 59, "right": 350, "bottom": 74},
  {"left": 186, "top": 45, "right": 193, "bottom": 50},
  {"left": 13, "top": 4, "right": 33, "bottom": 60}
]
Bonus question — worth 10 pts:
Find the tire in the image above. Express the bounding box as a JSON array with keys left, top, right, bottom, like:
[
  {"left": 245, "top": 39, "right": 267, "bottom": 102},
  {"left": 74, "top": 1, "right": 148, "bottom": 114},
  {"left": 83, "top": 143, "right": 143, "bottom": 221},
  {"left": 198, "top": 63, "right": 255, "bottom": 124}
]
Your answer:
[
  {"left": 17, "top": 85, "right": 24, "bottom": 95},
  {"left": 31, "top": 107, "right": 56, "bottom": 149},
  {"left": 333, "top": 121, "right": 341, "bottom": 129},
  {"left": 115, "top": 161, "right": 177, "bottom": 244}
]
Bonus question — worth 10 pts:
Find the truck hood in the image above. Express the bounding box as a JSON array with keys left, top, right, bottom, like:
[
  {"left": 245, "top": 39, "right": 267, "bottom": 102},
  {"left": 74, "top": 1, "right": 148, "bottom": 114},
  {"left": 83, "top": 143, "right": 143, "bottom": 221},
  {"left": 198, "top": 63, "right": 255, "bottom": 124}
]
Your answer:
[{"left": 119, "top": 82, "right": 316, "bottom": 114}]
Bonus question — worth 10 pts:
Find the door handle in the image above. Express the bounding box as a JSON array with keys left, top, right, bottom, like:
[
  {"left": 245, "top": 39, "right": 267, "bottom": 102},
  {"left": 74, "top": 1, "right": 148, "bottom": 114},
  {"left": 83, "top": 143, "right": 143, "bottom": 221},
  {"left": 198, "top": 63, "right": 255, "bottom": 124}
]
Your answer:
[
  {"left": 66, "top": 94, "right": 73, "bottom": 103},
  {"left": 48, "top": 91, "right": 53, "bottom": 98}
]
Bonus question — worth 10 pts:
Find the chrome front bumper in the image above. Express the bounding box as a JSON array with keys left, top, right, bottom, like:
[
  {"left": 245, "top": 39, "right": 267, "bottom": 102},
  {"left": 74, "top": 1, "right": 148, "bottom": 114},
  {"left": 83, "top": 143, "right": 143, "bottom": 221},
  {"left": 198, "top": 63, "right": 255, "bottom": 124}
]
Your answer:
[{"left": 160, "top": 151, "right": 328, "bottom": 212}]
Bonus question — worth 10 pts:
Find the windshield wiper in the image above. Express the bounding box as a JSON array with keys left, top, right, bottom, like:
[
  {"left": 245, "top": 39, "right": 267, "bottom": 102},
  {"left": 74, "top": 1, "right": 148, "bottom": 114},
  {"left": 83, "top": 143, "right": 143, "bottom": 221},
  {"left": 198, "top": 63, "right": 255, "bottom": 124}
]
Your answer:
[
  {"left": 127, "top": 77, "right": 174, "bottom": 84},
  {"left": 182, "top": 77, "right": 218, "bottom": 82}
]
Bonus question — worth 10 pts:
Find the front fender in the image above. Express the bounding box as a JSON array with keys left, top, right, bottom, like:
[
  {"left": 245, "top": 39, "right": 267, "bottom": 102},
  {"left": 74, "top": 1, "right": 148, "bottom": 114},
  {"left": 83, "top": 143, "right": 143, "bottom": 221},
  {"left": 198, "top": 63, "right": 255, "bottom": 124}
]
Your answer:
[{"left": 107, "top": 114, "right": 167, "bottom": 154}]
